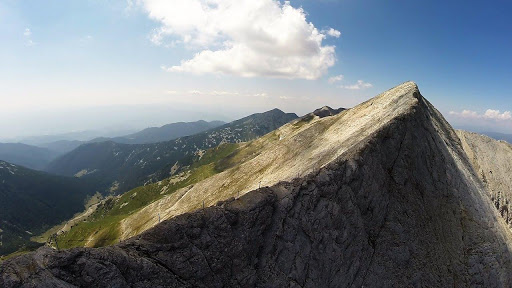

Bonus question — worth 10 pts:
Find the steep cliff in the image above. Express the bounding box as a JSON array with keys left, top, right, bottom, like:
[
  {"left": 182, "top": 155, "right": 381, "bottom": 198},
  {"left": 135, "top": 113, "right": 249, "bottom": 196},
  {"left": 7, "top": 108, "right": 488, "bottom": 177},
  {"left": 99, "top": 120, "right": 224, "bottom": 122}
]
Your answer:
[{"left": 457, "top": 130, "right": 512, "bottom": 229}]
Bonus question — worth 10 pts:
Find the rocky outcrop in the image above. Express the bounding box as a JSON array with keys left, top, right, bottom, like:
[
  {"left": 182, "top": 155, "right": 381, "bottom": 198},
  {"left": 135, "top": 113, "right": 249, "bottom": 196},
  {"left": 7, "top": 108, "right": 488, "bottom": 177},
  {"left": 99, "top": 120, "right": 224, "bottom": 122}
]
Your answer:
[
  {"left": 2, "top": 82, "right": 512, "bottom": 287},
  {"left": 457, "top": 130, "right": 512, "bottom": 229},
  {"left": 311, "top": 106, "right": 345, "bottom": 118}
]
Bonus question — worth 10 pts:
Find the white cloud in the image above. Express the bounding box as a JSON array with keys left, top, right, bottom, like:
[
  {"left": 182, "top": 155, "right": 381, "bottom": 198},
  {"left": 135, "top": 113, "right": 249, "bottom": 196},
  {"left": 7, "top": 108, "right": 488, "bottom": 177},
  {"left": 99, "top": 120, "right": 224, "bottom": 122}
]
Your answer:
[
  {"left": 484, "top": 109, "right": 512, "bottom": 120},
  {"left": 211, "top": 90, "right": 239, "bottom": 96},
  {"left": 328, "top": 74, "right": 344, "bottom": 84},
  {"left": 253, "top": 93, "right": 269, "bottom": 98},
  {"left": 340, "top": 80, "right": 373, "bottom": 90},
  {"left": 322, "top": 28, "right": 341, "bottom": 38},
  {"left": 138, "top": 0, "right": 339, "bottom": 79},
  {"left": 165, "top": 89, "right": 273, "bottom": 98},
  {"left": 188, "top": 90, "right": 203, "bottom": 95},
  {"left": 80, "top": 35, "right": 93, "bottom": 42},
  {"left": 450, "top": 109, "right": 512, "bottom": 121},
  {"left": 449, "top": 110, "right": 479, "bottom": 119},
  {"left": 23, "top": 28, "right": 35, "bottom": 46}
]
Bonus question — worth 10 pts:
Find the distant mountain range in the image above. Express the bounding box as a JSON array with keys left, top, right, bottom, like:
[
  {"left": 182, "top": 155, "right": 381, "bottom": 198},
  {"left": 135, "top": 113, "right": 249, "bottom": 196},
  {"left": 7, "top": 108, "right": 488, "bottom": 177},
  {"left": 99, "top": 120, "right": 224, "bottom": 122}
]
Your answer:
[
  {"left": 0, "top": 143, "right": 59, "bottom": 171},
  {"left": 481, "top": 131, "right": 512, "bottom": 144},
  {"left": 93, "top": 120, "right": 227, "bottom": 144},
  {"left": 0, "top": 161, "right": 93, "bottom": 256},
  {"left": 17, "top": 130, "right": 135, "bottom": 146},
  {"left": 0, "top": 110, "right": 294, "bottom": 257},
  {"left": 38, "top": 120, "right": 226, "bottom": 155},
  {"left": 46, "top": 109, "right": 298, "bottom": 195},
  {"left": 0, "top": 120, "right": 227, "bottom": 170}
]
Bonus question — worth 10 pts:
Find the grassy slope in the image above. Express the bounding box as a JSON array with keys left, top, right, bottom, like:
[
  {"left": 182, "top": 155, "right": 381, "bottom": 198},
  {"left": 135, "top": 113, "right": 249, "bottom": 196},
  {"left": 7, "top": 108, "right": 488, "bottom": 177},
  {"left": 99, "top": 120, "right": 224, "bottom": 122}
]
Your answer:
[{"left": 56, "top": 143, "right": 240, "bottom": 248}]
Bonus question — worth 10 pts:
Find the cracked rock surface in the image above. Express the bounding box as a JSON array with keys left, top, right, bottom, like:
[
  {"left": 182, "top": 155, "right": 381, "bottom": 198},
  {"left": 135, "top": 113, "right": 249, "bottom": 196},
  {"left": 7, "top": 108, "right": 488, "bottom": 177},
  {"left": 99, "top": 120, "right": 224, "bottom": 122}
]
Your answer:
[
  {"left": 457, "top": 130, "right": 512, "bottom": 229},
  {"left": 2, "top": 82, "right": 512, "bottom": 287}
]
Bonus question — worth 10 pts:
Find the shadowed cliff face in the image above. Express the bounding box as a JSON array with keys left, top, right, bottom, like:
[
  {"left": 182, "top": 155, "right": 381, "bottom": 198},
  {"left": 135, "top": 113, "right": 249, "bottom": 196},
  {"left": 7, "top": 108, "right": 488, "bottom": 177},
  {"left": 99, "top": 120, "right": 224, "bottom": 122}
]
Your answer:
[{"left": 2, "top": 82, "right": 512, "bottom": 287}]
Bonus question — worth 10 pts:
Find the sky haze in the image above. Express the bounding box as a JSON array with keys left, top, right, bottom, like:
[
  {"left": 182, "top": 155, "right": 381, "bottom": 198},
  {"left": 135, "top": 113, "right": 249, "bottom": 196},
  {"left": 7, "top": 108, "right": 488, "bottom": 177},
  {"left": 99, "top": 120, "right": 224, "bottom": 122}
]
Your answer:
[{"left": 1, "top": 0, "right": 511, "bottom": 139}]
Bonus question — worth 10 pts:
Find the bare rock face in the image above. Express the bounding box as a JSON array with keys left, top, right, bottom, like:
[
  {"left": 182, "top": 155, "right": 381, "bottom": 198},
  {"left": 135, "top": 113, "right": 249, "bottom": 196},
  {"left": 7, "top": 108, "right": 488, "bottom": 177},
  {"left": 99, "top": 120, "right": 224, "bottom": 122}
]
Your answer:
[
  {"left": 2, "top": 82, "right": 512, "bottom": 287},
  {"left": 457, "top": 130, "right": 512, "bottom": 228}
]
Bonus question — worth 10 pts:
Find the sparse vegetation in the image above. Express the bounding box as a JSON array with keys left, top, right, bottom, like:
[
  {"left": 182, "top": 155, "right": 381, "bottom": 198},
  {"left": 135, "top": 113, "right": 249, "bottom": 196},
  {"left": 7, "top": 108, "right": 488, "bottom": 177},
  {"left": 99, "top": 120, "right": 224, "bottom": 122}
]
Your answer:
[{"left": 56, "top": 143, "right": 244, "bottom": 248}]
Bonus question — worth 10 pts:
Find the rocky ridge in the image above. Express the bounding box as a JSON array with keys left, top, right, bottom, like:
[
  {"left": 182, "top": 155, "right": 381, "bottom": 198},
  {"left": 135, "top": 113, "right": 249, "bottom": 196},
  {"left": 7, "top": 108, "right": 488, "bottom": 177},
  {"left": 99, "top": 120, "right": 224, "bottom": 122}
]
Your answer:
[
  {"left": 2, "top": 82, "right": 512, "bottom": 287},
  {"left": 457, "top": 130, "right": 512, "bottom": 228}
]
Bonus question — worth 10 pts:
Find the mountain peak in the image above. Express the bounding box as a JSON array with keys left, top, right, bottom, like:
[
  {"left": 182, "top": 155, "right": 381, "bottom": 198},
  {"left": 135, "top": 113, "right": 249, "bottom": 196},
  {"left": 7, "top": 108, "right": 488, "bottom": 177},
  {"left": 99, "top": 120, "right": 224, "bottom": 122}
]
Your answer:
[
  {"left": 265, "top": 108, "right": 286, "bottom": 115},
  {"left": 4, "top": 82, "right": 512, "bottom": 287},
  {"left": 382, "top": 81, "right": 420, "bottom": 101},
  {"left": 311, "top": 106, "right": 345, "bottom": 118}
]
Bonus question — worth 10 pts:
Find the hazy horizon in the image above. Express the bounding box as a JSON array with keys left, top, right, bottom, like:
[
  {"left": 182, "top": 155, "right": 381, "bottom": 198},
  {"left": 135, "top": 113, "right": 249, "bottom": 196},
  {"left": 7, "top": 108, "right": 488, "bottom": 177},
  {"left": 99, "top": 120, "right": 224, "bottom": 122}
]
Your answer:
[{"left": 1, "top": 0, "right": 511, "bottom": 140}]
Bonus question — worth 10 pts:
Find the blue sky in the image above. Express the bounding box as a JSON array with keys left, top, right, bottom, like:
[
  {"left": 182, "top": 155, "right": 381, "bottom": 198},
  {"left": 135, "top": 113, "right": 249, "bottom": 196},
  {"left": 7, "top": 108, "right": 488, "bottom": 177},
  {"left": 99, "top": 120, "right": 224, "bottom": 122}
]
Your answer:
[{"left": 0, "top": 0, "right": 511, "bottom": 139}]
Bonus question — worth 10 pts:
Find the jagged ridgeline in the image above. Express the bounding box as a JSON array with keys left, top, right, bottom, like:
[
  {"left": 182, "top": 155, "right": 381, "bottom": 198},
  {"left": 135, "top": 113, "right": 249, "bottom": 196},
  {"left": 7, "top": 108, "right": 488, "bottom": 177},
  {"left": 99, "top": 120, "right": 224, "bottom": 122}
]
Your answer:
[
  {"left": 45, "top": 109, "right": 298, "bottom": 195},
  {"left": 0, "top": 161, "right": 93, "bottom": 256},
  {"left": 2, "top": 82, "right": 512, "bottom": 287}
]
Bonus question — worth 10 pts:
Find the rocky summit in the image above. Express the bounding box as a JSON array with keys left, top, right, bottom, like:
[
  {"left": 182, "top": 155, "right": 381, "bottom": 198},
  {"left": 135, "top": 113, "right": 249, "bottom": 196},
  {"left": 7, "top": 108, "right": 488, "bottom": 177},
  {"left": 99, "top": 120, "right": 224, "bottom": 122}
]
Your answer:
[{"left": 2, "top": 82, "right": 512, "bottom": 287}]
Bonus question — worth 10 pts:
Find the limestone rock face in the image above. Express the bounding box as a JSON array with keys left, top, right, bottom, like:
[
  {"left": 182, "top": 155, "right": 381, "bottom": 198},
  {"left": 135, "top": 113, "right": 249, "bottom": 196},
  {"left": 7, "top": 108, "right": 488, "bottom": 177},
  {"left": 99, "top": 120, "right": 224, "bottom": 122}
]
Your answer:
[
  {"left": 2, "top": 82, "right": 512, "bottom": 287},
  {"left": 457, "top": 130, "right": 512, "bottom": 228}
]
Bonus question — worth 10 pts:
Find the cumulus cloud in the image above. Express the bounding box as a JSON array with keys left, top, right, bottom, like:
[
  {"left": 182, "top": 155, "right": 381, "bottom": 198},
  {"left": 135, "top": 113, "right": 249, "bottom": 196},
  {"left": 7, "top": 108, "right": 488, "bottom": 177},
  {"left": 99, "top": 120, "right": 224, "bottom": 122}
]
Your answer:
[
  {"left": 484, "top": 109, "right": 512, "bottom": 120},
  {"left": 450, "top": 109, "right": 512, "bottom": 121},
  {"left": 138, "top": 0, "right": 340, "bottom": 79},
  {"left": 328, "top": 74, "right": 344, "bottom": 84},
  {"left": 322, "top": 28, "right": 341, "bottom": 38},
  {"left": 340, "top": 80, "right": 373, "bottom": 90}
]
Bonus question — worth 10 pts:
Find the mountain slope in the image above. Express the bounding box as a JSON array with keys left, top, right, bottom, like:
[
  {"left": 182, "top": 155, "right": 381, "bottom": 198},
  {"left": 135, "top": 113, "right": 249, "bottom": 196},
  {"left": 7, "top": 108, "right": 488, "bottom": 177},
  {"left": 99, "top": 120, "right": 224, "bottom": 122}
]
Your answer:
[
  {"left": 457, "top": 130, "right": 512, "bottom": 228},
  {"left": 50, "top": 106, "right": 346, "bottom": 249},
  {"left": 2, "top": 82, "right": 512, "bottom": 287},
  {"left": 46, "top": 109, "right": 298, "bottom": 194},
  {"left": 0, "top": 161, "right": 93, "bottom": 256},
  {"left": 0, "top": 143, "right": 59, "bottom": 171},
  {"left": 38, "top": 140, "right": 84, "bottom": 155},
  {"left": 0, "top": 82, "right": 512, "bottom": 287}
]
